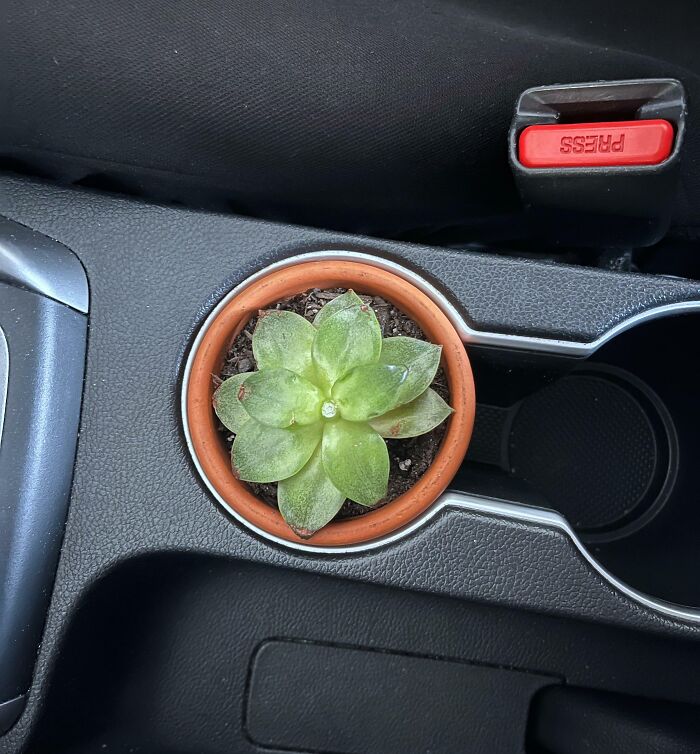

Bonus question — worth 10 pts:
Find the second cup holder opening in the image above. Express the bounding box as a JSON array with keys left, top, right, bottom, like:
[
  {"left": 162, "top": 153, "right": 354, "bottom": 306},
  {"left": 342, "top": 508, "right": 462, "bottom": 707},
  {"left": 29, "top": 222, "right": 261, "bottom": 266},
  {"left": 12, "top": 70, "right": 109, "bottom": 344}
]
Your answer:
[{"left": 453, "top": 312, "right": 699, "bottom": 609}]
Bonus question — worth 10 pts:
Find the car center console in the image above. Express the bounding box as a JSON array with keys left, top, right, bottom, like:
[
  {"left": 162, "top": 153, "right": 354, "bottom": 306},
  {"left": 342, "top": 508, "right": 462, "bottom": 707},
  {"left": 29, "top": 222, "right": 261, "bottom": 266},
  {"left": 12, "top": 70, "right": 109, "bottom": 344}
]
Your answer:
[{"left": 1, "top": 175, "right": 700, "bottom": 752}]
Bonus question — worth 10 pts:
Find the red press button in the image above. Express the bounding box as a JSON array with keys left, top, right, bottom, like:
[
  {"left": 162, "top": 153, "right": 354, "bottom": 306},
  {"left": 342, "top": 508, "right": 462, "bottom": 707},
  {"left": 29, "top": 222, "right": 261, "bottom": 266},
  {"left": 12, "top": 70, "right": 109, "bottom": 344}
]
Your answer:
[{"left": 518, "top": 119, "right": 674, "bottom": 168}]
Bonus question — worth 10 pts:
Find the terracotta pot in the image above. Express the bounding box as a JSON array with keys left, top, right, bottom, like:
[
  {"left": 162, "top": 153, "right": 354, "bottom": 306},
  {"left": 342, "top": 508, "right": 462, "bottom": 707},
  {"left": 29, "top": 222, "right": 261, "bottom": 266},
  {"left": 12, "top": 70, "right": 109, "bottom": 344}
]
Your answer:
[{"left": 185, "top": 259, "right": 475, "bottom": 548}]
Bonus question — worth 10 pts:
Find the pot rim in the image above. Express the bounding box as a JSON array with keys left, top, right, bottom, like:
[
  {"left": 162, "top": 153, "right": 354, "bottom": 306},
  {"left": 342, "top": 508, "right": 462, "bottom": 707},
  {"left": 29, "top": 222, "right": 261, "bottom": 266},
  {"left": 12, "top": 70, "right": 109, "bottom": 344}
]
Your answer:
[{"left": 183, "top": 253, "right": 475, "bottom": 551}]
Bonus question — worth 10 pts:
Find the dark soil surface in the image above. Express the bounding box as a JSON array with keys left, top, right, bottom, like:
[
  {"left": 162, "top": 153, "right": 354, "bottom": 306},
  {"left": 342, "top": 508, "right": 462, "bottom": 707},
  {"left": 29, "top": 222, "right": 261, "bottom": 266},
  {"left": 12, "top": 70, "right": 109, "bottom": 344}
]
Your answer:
[{"left": 216, "top": 288, "right": 449, "bottom": 519}]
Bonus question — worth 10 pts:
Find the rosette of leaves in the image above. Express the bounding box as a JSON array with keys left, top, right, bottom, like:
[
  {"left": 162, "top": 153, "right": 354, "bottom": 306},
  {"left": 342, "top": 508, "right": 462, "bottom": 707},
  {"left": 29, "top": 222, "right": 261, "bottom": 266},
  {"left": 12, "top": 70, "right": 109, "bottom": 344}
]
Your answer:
[{"left": 213, "top": 290, "right": 453, "bottom": 538}]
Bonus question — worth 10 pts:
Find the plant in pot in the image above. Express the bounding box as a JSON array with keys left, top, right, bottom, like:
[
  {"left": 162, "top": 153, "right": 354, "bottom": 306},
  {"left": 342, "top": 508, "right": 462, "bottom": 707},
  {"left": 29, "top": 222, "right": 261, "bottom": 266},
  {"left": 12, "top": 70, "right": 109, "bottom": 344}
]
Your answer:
[
  {"left": 212, "top": 290, "right": 454, "bottom": 538},
  {"left": 184, "top": 258, "right": 475, "bottom": 548}
]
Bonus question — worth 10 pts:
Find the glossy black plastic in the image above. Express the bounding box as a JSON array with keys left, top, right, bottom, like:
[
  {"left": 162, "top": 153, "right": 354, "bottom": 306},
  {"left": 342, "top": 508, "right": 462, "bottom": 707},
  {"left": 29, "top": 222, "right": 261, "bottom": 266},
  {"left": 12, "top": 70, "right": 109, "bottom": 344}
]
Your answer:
[{"left": 0, "top": 245, "right": 87, "bottom": 731}]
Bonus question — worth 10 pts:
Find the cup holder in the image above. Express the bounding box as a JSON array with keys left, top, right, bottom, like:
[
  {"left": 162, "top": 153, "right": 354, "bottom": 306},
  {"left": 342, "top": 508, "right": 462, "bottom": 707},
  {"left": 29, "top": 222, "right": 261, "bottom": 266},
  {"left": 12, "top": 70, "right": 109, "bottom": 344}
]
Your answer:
[{"left": 454, "top": 312, "right": 699, "bottom": 609}]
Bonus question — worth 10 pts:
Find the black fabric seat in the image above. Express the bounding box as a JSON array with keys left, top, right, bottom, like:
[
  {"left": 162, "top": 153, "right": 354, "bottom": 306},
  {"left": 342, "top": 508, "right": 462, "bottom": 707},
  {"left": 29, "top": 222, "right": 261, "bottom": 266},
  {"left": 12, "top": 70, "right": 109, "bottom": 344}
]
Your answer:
[{"left": 2, "top": 0, "right": 699, "bottom": 236}]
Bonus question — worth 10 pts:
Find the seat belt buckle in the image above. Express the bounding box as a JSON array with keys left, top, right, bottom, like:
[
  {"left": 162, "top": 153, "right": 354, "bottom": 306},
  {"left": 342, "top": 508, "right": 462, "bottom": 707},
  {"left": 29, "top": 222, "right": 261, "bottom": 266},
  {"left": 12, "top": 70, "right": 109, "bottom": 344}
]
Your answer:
[{"left": 508, "top": 79, "right": 686, "bottom": 247}]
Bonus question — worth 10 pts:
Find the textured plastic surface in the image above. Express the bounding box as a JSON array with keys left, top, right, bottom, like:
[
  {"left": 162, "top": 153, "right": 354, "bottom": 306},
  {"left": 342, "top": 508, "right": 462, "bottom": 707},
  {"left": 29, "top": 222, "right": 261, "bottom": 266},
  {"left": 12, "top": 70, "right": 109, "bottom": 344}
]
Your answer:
[
  {"left": 0, "top": 700, "right": 24, "bottom": 739},
  {"left": 530, "top": 685, "right": 700, "bottom": 753},
  {"left": 509, "top": 373, "right": 660, "bottom": 533},
  {"left": 518, "top": 120, "right": 674, "bottom": 168},
  {"left": 2, "top": 178, "right": 700, "bottom": 751},
  {"left": 24, "top": 556, "right": 700, "bottom": 754},
  {"left": 247, "top": 640, "right": 554, "bottom": 753}
]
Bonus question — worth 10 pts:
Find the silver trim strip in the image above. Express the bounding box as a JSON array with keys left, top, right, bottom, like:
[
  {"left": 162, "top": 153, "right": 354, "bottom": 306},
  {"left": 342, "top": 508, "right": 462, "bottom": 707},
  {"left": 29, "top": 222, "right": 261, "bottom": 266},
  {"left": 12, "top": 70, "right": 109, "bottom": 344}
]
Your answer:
[
  {"left": 181, "top": 250, "right": 700, "bottom": 622},
  {"left": 0, "top": 326, "right": 7, "bottom": 452},
  {"left": 190, "top": 249, "right": 700, "bottom": 356},
  {"left": 427, "top": 493, "right": 700, "bottom": 625},
  {"left": 0, "top": 218, "right": 89, "bottom": 313}
]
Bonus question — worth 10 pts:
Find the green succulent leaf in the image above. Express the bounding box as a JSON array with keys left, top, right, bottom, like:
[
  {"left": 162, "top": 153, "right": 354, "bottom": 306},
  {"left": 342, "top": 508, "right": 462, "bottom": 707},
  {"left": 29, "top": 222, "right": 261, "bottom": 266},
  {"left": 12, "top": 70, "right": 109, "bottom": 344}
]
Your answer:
[
  {"left": 239, "top": 368, "right": 322, "bottom": 427},
  {"left": 231, "top": 420, "right": 321, "bottom": 483},
  {"left": 253, "top": 310, "right": 317, "bottom": 380},
  {"left": 378, "top": 337, "right": 442, "bottom": 406},
  {"left": 332, "top": 363, "right": 408, "bottom": 421},
  {"left": 312, "top": 289, "right": 364, "bottom": 328},
  {"left": 312, "top": 303, "right": 382, "bottom": 390},
  {"left": 321, "top": 420, "right": 388, "bottom": 506},
  {"left": 278, "top": 447, "right": 346, "bottom": 538},
  {"left": 212, "top": 372, "right": 253, "bottom": 433},
  {"left": 369, "top": 387, "right": 453, "bottom": 439},
  {"left": 219, "top": 295, "right": 453, "bottom": 537}
]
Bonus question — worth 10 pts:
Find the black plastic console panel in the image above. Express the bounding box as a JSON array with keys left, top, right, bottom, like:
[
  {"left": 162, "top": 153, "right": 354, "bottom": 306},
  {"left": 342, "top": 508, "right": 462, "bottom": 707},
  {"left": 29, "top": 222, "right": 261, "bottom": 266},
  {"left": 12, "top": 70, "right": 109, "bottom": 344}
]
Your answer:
[
  {"left": 247, "top": 639, "right": 554, "bottom": 753},
  {"left": 1, "top": 177, "right": 700, "bottom": 751}
]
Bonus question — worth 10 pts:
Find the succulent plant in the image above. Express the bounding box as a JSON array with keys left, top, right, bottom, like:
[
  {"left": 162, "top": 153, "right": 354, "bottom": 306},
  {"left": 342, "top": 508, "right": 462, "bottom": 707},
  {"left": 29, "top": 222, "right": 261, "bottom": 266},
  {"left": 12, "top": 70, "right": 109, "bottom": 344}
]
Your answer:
[{"left": 213, "top": 290, "right": 453, "bottom": 538}]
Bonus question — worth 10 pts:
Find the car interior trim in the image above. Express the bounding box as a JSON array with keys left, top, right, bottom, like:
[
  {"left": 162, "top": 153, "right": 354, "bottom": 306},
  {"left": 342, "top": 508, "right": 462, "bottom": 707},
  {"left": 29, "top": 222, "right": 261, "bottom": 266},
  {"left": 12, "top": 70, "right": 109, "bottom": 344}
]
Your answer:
[
  {"left": 189, "top": 249, "right": 700, "bottom": 356},
  {"left": 0, "top": 326, "right": 7, "bottom": 452},
  {"left": 182, "top": 249, "right": 700, "bottom": 624},
  {"left": 438, "top": 493, "right": 700, "bottom": 625},
  {"left": 0, "top": 217, "right": 89, "bottom": 314}
]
